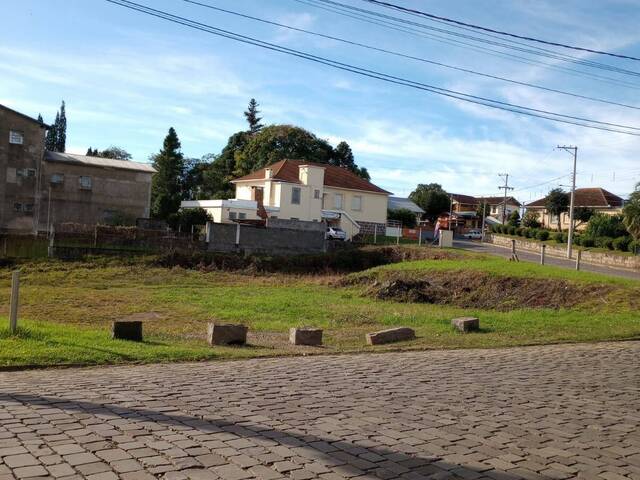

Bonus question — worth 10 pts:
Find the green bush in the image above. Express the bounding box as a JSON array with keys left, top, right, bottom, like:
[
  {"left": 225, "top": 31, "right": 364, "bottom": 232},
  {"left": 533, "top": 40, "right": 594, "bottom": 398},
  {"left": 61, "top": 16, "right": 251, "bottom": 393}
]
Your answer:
[
  {"left": 585, "top": 213, "right": 627, "bottom": 239},
  {"left": 595, "top": 237, "right": 614, "bottom": 250},
  {"left": 581, "top": 236, "right": 595, "bottom": 248},
  {"left": 629, "top": 240, "right": 640, "bottom": 255},
  {"left": 573, "top": 236, "right": 582, "bottom": 246},
  {"left": 536, "top": 230, "right": 550, "bottom": 241},
  {"left": 507, "top": 226, "right": 516, "bottom": 235},
  {"left": 612, "top": 236, "right": 631, "bottom": 252},
  {"left": 523, "top": 228, "right": 532, "bottom": 238},
  {"left": 553, "top": 232, "right": 564, "bottom": 243}
]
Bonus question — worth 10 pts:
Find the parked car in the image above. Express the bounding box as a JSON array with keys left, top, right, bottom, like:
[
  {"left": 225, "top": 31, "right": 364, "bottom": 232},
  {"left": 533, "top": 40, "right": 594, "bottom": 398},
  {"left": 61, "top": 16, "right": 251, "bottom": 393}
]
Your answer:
[
  {"left": 462, "top": 229, "right": 483, "bottom": 240},
  {"left": 326, "top": 227, "right": 347, "bottom": 241}
]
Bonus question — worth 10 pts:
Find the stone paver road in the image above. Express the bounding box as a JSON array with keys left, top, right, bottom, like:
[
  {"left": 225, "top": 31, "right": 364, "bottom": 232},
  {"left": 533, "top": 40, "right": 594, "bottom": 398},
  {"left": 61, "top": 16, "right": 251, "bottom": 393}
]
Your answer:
[{"left": 1, "top": 342, "right": 640, "bottom": 480}]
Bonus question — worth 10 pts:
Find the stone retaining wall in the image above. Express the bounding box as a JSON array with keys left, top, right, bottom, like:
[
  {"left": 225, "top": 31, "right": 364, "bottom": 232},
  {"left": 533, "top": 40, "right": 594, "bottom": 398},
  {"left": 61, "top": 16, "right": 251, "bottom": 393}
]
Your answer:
[{"left": 487, "top": 234, "right": 640, "bottom": 270}]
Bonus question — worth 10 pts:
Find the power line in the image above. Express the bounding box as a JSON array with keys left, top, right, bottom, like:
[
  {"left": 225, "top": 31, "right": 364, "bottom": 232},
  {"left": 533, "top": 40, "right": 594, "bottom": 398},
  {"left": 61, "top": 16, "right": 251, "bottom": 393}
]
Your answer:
[
  {"left": 362, "top": 0, "right": 640, "bottom": 62},
  {"left": 295, "top": 0, "right": 640, "bottom": 91},
  {"left": 182, "top": 0, "right": 640, "bottom": 111},
  {"left": 310, "top": 0, "right": 640, "bottom": 77},
  {"left": 103, "top": 0, "right": 640, "bottom": 136}
]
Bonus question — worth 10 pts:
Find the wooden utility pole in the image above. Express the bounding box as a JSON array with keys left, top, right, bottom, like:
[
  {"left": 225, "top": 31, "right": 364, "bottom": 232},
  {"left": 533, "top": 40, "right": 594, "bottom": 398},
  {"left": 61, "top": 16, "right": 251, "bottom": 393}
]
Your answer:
[
  {"left": 498, "top": 174, "right": 514, "bottom": 224},
  {"left": 9, "top": 271, "right": 20, "bottom": 334}
]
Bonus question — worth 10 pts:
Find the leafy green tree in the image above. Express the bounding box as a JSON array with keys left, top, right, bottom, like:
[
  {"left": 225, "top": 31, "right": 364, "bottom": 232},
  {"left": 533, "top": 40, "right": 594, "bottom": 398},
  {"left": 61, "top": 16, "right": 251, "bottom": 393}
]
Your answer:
[
  {"left": 96, "top": 146, "right": 132, "bottom": 160},
  {"left": 244, "top": 98, "right": 263, "bottom": 134},
  {"left": 574, "top": 206, "right": 595, "bottom": 228},
  {"left": 623, "top": 182, "right": 640, "bottom": 240},
  {"left": 37, "top": 114, "right": 43, "bottom": 124},
  {"left": 522, "top": 210, "right": 541, "bottom": 228},
  {"left": 387, "top": 208, "right": 417, "bottom": 228},
  {"left": 544, "top": 188, "right": 569, "bottom": 231},
  {"left": 409, "top": 183, "right": 450, "bottom": 222},
  {"left": 168, "top": 208, "right": 212, "bottom": 232},
  {"left": 234, "top": 125, "right": 335, "bottom": 176},
  {"left": 150, "top": 128, "right": 185, "bottom": 220},
  {"left": 331, "top": 141, "right": 370, "bottom": 180},
  {"left": 507, "top": 210, "right": 521, "bottom": 227}
]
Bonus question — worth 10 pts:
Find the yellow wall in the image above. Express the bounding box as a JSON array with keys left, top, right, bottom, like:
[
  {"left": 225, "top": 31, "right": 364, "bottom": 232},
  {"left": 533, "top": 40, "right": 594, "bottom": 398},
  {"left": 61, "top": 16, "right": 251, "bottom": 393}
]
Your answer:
[
  {"left": 323, "top": 187, "right": 388, "bottom": 224},
  {"left": 530, "top": 207, "right": 622, "bottom": 231}
]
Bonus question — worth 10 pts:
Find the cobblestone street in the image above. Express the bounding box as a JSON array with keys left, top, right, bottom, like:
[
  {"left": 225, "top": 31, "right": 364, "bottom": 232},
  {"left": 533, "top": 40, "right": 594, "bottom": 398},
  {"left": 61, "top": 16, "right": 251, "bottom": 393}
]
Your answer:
[{"left": 1, "top": 342, "right": 639, "bottom": 480}]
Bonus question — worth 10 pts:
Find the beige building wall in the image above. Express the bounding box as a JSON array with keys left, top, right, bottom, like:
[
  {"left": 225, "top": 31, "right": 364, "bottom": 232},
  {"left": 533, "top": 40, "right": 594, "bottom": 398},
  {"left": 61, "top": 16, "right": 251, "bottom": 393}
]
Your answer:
[
  {"left": 323, "top": 187, "right": 388, "bottom": 224},
  {"left": 532, "top": 208, "right": 623, "bottom": 231}
]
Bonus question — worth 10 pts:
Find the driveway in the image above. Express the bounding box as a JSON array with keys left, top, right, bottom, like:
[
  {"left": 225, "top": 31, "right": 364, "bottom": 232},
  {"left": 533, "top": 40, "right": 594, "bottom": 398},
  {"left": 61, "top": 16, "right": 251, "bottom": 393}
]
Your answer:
[
  {"left": 1, "top": 342, "right": 640, "bottom": 479},
  {"left": 454, "top": 239, "right": 640, "bottom": 280}
]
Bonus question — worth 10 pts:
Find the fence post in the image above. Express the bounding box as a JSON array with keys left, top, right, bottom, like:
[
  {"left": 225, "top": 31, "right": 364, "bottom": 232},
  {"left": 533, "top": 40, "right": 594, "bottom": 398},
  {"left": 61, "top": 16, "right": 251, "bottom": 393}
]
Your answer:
[
  {"left": 93, "top": 225, "right": 98, "bottom": 247},
  {"left": 540, "top": 244, "right": 546, "bottom": 265},
  {"left": 373, "top": 227, "right": 377, "bottom": 244},
  {"left": 235, "top": 223, "right": 241, "bottom": 246},
  {"left": 575, "top": 249, "right": 582, "bottom": 271},
  {"left": 10, "top": 271, "right": 20, "bottom": 334},
  {"left": 418, "top": 227, "right": 422, "bottom": 246},
  {"left": 396, "top": 225, "right": 400, "bottom": 245}
]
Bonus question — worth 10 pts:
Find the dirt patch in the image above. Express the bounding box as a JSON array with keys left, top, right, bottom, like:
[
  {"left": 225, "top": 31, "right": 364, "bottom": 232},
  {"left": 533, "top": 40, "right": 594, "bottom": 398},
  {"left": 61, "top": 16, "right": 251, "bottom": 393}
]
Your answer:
[{"left": 352, "top": 271, "right": 614, "bottom": 310}]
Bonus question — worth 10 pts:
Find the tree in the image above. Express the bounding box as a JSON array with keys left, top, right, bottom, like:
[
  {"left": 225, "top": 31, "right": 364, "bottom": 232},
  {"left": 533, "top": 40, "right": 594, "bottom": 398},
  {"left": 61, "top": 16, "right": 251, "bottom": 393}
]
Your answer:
[
  {"left": 96, "top": 146, "right": 132, "bottom": 160},
  {"left": 45, "top": 112, "right": 59, "bottom": 151},
  {"left": 574, "top": 206, "right": 595, "bottom": 228},
  {"left": 507, "top": 210, "right": 521, "bottom": 227},
  {"left": 544, "top": 188, "right": 569, "bottom": 231},
  {"left": 234, "top": 125, "right": 335, "bottom": 176},
  {"left": 409, "top": 184, "right": 450, "bottom": 222},
  {"left": 623, "top": 182, "right": 640, "bottom": 240},
  {"left": 150, "top": 128, "right": 185, "bottom": 220},
  {"left": 522, "top": 210, "right": 541, "bottom": 228},
  {"left": 37, "top": 114, "right": 43, "bottom": 124},
  {"left": 244, "top": 98, "right": 263, "bottom": 134},
  {"left": 167, "top": 208, "right": 212, "bottom": 232},
  {"left": 86, "top": 147, "right": 94, "bottom": 156},
  {"left": 56, "top": 100, "right": 67, "bottom": 152},
  {"left": 387, "top": 208, "right": 417, "bottom": 228},
  {"left": 331, "top": 141, "right": 370, "bottom": 180}
]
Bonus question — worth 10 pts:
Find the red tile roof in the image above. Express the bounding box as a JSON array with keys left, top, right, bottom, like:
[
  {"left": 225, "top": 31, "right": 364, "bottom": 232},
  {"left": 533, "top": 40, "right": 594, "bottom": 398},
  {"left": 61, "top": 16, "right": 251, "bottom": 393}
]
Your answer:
[
  {"left": 231, "top": 159, "right": 391, "bottom": 194},
  {"left": 527, "top": 188, "right": 624, "bottom": 208},
  {"left": 451, "top": 194, "right": 521, "bottom": 207}
]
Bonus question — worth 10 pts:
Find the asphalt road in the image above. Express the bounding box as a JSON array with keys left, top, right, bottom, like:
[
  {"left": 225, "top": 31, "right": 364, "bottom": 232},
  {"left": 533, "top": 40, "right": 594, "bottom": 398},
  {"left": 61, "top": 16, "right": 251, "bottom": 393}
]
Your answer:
[{"left": 453, "top": 238, "right": 640, "bottom": 280}]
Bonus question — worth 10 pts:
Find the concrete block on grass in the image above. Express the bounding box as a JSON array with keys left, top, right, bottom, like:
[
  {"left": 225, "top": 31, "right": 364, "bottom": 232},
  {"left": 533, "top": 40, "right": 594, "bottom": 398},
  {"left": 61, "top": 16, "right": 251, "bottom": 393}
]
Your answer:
[
  {"left": 366, "top": 327, "right": 415, "bottom": 345},
  {"left": 452, "top": 317, "right": 480, "bottom": 333},
  {"left": 112, "top": 321, "right": 143, "bottom": 342},
  {"left": 207, "top": 323, "right": 248, "bottom": 346},
  {"left": 290, "top": 327, "right": 323, "bottom": 346}
]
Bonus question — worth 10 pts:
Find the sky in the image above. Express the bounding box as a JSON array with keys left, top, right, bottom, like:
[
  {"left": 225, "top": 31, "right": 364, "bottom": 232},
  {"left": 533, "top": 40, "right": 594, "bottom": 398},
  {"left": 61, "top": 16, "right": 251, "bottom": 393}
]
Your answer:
[{"left": 2, "top": 0, "right": 640, "bottom": 203}]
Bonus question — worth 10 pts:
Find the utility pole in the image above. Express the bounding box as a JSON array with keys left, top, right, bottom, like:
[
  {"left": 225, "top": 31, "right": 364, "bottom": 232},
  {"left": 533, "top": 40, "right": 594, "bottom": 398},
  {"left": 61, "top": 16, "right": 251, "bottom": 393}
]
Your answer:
[
  {"left": 557, "top": 145, "right": 578, "bottom": 259},
  {"left": 498, "top": 174, "right": 514, "bottom": 224}
]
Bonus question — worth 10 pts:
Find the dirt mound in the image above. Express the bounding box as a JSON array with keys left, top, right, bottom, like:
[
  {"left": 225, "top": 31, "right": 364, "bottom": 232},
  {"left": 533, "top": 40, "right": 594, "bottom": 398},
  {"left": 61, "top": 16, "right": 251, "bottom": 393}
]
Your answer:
[{"left": 359, "top": 271, "right": 612, "bottom": 310}]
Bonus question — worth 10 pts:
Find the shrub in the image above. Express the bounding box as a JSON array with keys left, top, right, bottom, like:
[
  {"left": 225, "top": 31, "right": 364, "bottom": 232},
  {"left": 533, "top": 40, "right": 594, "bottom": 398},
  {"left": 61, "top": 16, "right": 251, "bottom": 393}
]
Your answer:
[
  {"left": 585, "top": 213, "right": 627, "bottom": 239},
  {"left": 528, "top": 228, "right": 538, "bottom": 239},
  {"left": 595, "top": 236, "right": 614, "bottom": 250},
  {"left": 522, "top": 211, "right": 541, "bottom": 229},
  {"left": 516, "top": 227, "right": 525, "bottom": 237},
  {"left": 553, "top": 232, "right": 564, "bottom": 243},
  {"left": 536, "top": 230, "right": 550, "bottom": 241},
  {"left": 581, "top": 236, "right": 595, "bottom": 248},
  {"left": 629, "top": 240, "right": 640, "bottom": 255},
  {"left": 573, "top": 236, "right": 582, "bottom": 246},
  {"left": 507, "top": 226, "right": 516, "bottom": 235},
  {"left": 612, "top": 236, "right": 631, "bottom": 252},
  {"left": 523, "top": 228, "right": 532, "bottom": 238}
]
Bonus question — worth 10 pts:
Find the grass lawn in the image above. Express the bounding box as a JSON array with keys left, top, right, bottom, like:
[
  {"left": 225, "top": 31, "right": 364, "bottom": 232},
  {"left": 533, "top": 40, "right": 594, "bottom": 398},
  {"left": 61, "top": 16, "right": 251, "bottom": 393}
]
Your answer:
[{"left": 0, "top": 248, "right": 638, "bottom": 368}]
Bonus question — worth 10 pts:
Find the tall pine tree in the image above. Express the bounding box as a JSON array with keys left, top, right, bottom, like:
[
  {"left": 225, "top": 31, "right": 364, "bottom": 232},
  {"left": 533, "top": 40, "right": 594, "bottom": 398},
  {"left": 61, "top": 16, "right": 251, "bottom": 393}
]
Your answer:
[
  {"left": 37, "top": 114, "right": 43, "bottom": 124},
  {"left": 150, "top": 128, "right": 185, "bottom": 220},
  {"left": 243, "top": 98, "right": 263, "bottom": 134},
  {"left": 56, "top": 101, "right": 67, "bottom": 152}
]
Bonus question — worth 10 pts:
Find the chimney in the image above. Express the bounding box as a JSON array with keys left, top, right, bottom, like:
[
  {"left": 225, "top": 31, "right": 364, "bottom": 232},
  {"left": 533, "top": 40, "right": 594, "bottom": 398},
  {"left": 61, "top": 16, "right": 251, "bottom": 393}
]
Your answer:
[{"left": 265, "top": 168, "right": 272, "bottom": 179}]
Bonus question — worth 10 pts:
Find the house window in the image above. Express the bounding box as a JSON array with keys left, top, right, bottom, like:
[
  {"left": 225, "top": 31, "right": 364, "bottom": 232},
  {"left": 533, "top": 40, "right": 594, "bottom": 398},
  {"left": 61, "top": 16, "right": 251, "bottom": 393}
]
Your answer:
[
  {"left": 314, "top": 189, "right": 320, "bottom": 199},
  {"left": 51, "top": 173, "right": 64, "bottom": 184},
  {"left": 290, "top": 217, "right": 299, "bottom": 221},
  {"left": 351, "top": 195, "right": 362, "bottom": 211},
  {"left": 14, "top": 203, "right": 22, "bottom": 212},
  {"left": 238, "top": 212, "right": 247, "bottom": 220},
  {"left": 17, "top": 168, "right": 36, "bottom": 178},
  {"left": 229, "top": 211, "right": 237, "bottom": 220},
  {"left": 79, "top": 176, "right": 92, "bottom": 190},
  {"left": 9, "top": 130, "right": 24, "bottom": 145},
  {"left": 23, "top": 204, "right": 34, "bottom": 215},
  {"left": 334, "top": 193, "right": 344, "bottom": 209},
  {"left": 291, "top": 187, "right": 301, "bottom": 205}
]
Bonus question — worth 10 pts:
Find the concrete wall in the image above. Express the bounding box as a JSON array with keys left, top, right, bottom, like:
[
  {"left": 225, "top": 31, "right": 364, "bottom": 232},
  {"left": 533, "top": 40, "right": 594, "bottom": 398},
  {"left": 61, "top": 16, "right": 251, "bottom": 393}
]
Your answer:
[
  {"left": 487, "top": 233, "right": 640, "bottom": 270},
  {"left": 206, "top": 222, "right": 326, "bottom": 255},
  {"left": 0, "top": 107, "right": 47, "bottom": 233},
  {"left": 38, "top": 161, "right": 152, "bottom": 231},
  {"left": 267, "top": 218, "right": 326, "bottom": 232}
]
